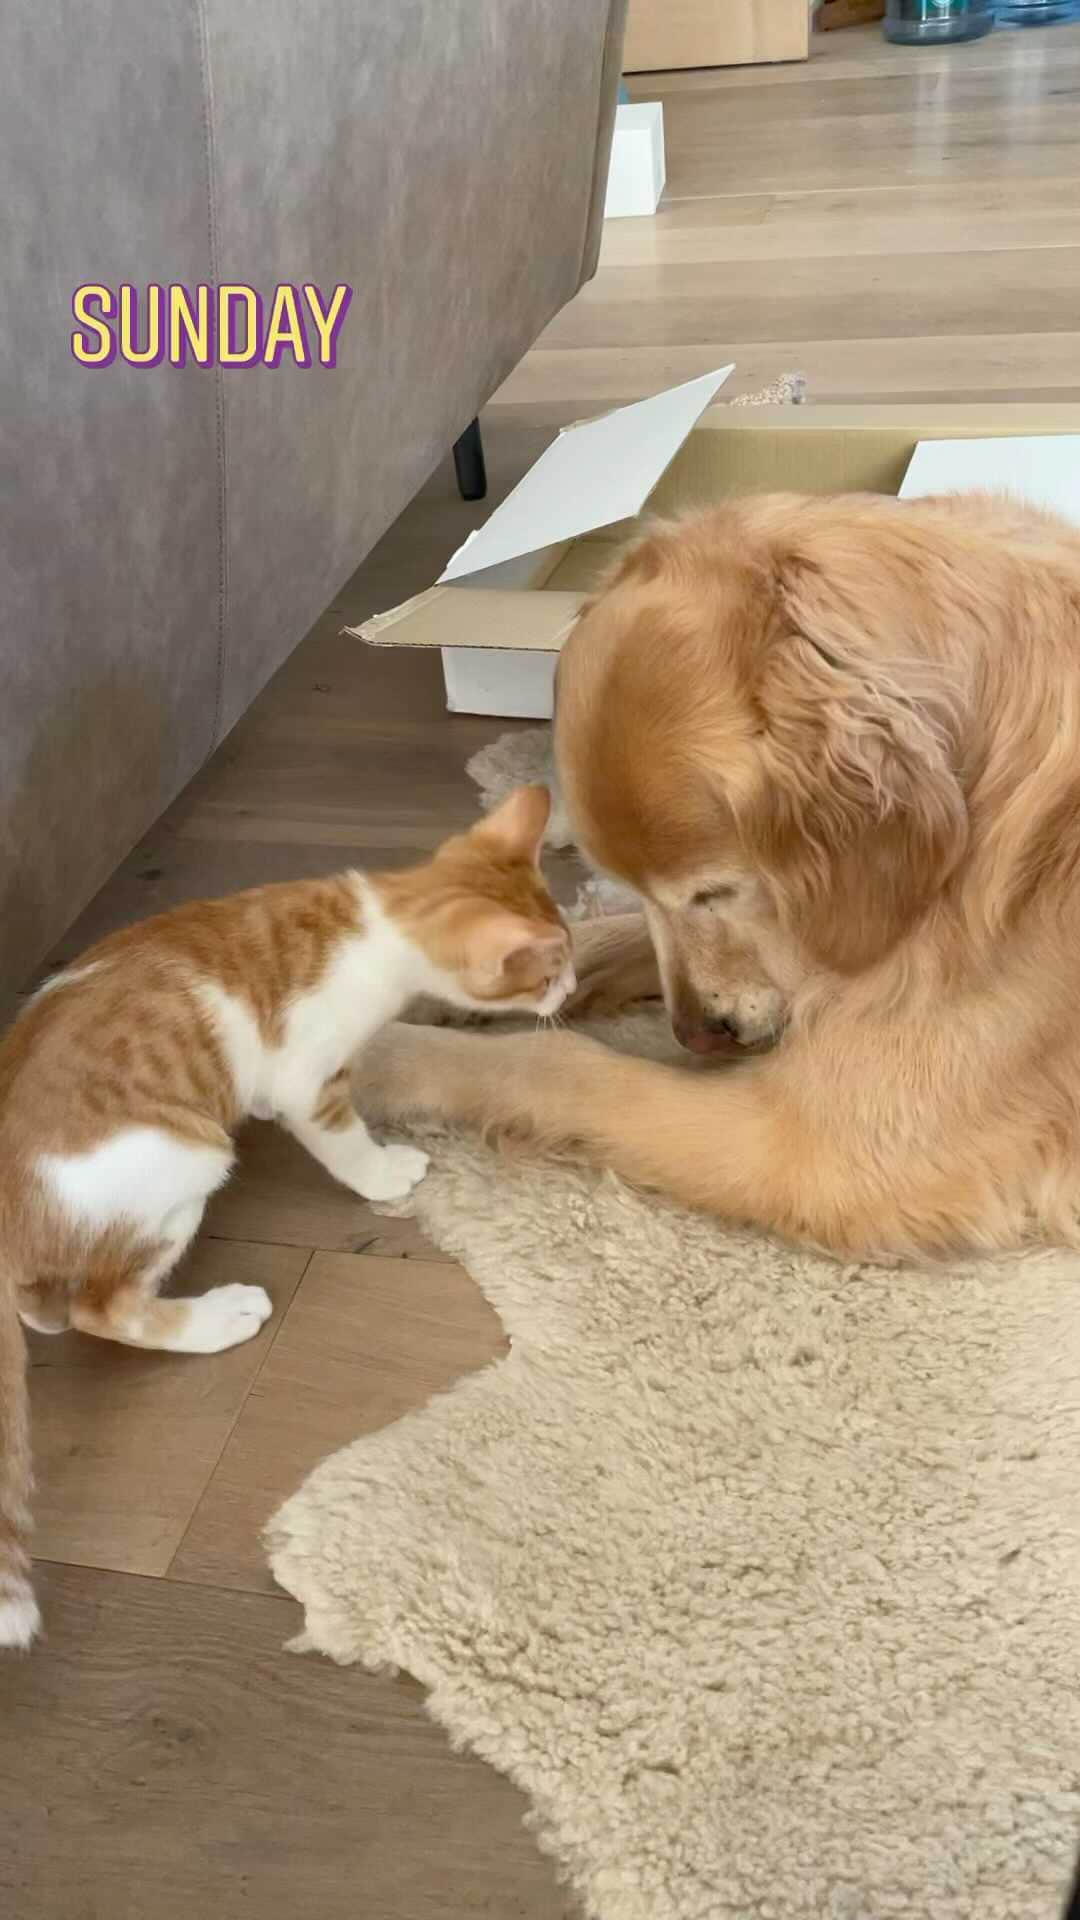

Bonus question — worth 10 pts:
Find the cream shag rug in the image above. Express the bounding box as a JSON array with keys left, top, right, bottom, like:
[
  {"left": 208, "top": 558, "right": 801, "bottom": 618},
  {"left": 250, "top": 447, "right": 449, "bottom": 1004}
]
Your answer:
[{"left": 267, "top": 1011, "right": 1080, "bottom": 1920}]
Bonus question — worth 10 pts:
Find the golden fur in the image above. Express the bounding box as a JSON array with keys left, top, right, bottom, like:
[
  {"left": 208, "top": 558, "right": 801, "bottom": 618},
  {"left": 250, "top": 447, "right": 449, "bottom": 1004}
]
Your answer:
[{"left": 356, "top": 489, "right": 1080, "bottom": 1263}]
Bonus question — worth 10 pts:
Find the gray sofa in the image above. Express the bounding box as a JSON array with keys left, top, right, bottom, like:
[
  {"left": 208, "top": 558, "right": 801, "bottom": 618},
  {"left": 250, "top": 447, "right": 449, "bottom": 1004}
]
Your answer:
[{"left": 2, "top": 0, "right": 626, "bottom": 999}]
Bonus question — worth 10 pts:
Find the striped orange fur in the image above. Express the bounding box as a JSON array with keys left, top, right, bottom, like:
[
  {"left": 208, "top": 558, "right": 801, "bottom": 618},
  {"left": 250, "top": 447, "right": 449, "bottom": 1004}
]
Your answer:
[{"left": 0, "top": 786, "right": 571, "bottom": 1649}]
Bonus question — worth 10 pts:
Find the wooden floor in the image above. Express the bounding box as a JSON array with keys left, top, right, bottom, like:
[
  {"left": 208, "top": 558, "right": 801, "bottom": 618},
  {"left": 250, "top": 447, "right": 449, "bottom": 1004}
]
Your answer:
[{"left": 7, "top": 24, "right": 1080, "bottom": 1918}]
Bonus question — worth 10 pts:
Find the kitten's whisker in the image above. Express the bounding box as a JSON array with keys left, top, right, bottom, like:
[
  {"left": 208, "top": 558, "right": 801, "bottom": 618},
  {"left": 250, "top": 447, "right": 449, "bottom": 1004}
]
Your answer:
[{"left": 537, "top": 1008, "right": 568, "bottom": 1036}]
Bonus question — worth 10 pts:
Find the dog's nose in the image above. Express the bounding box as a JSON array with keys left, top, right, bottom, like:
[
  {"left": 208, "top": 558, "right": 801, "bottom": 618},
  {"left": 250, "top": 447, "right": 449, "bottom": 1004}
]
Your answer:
[{"left": 674, "top": 1014, "right": 742, "bottom": 1055}]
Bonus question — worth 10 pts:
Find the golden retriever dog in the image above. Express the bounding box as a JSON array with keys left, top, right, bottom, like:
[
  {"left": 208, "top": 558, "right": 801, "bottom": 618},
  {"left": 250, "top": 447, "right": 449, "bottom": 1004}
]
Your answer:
[{"left": 356, "top": 488, "right": 1080, "bottom": 1257}]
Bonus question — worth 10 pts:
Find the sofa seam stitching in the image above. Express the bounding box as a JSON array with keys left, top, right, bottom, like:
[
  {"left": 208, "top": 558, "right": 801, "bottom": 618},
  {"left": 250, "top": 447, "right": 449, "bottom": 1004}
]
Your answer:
[
  {"left": 194, "top": 0, "right": 228, "bottom": 759},
  {"left": 579, "top": 0, "right": 626, "bottom": 287}
]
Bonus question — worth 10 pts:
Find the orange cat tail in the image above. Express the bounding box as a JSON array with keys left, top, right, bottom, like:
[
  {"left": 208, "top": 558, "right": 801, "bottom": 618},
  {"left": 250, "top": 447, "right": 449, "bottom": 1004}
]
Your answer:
[{"left": 0, "top": 1255, "right": 39, "bottom": 1651}]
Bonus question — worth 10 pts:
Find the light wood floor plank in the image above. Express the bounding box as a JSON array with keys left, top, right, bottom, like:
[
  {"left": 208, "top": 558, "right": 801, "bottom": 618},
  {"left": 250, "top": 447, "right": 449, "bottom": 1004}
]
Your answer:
[
  {"left": 27, "top": 1239, "right": 310, "bottom": 1576},
  {"left": 540, "top": 246, "right": 1080, "bottom": 352},
  {"left": 204, "top": 1121, "right": 451, "bottom": 1259},
  {"left": 0, "top": 1563, "right": 572, "bottom": 1920},
  {"left": 495, "top": 333, "right": 1080, "bottom": 417},
  {"left": 643, "top": 40, "right": 1080, "bottom": 199},
  {"left": 648, "top": 21, "right": 1080, "bottom": 91},
  {"left": 170, "top": 1253, "right": 506, "bottom": 1594},
  {"left": 597, "top": 178, "right": 1080, "bottom": 268}
]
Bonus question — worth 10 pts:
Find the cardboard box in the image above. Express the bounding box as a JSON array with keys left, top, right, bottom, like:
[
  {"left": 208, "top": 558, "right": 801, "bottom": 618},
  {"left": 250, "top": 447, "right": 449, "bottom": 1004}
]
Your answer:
[
  {"left": 817, "top": 0, "right": 885, "bottom": 28},
  {"left": 623, "top": 0, "right": 810, "bottom": 72},
  {"left": 352, "top": 374, "right": 1080, "bottom": 718}
]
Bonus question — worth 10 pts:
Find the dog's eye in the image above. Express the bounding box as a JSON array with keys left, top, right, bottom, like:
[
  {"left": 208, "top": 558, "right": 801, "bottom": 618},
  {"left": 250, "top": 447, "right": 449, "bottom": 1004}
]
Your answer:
[{"left": 691, "top": 885, "right": 736, "bottom": 908}]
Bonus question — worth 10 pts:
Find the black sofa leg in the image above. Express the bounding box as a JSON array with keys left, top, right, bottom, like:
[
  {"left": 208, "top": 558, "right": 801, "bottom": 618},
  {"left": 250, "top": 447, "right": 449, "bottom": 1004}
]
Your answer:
[{"left": 453, "top": 417, "right": 487, "bottom": 502}]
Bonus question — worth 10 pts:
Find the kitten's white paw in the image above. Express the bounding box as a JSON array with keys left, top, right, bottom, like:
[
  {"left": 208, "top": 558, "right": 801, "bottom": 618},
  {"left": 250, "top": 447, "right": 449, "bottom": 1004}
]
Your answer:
[
  {"left": 354, "top": 1143, "right": 430, "bottom": 1202},
  {"left": 0, "top": 1588, "right": 41, "bottom": 1652},
  {"left": 177, "top": 1283, "right": 274, "bottom": 1354}
]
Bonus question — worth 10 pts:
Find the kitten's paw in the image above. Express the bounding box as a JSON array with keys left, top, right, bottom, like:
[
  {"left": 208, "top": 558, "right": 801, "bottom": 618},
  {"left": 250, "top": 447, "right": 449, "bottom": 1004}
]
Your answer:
[
  {"left": 0, "top": 1587, "right": 41, "bottom": 1652},
  {"left": 179, "top": 1283, "right": 274, "bottom": 1354},
  {"left": 354, "top": 1143, "right": 430, "bottom": 1202}
]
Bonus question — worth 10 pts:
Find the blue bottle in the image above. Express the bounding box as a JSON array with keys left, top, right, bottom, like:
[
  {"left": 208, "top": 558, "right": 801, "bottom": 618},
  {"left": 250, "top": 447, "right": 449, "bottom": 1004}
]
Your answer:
[
  {"left": 996, "top": 0, "right": 1080, "bottom": 23},
  {"left": 884, "top": 0, "right": 995, "bottom": 41}
]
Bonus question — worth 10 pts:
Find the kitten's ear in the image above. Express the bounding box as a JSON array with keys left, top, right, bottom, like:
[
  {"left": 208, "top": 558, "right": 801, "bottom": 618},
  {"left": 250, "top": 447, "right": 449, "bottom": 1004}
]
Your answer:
[
  {"left": 473, "top": 785, "right": 551, "bottom": 865},
  {"left": 466, "top": 914, "right": 565, "bottom": 986}
]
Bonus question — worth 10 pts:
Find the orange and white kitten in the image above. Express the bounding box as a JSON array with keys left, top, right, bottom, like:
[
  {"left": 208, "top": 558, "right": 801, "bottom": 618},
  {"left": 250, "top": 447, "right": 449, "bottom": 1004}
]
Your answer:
[{"left": 0, "top": 785, "right": 571, "bottom": 1649}]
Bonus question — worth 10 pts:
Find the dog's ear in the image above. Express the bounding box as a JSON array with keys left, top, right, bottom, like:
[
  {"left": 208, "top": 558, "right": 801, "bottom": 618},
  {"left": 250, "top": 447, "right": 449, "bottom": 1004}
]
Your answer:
[{"left": 745, "top": 557, "right": 969, "bottom": 972}]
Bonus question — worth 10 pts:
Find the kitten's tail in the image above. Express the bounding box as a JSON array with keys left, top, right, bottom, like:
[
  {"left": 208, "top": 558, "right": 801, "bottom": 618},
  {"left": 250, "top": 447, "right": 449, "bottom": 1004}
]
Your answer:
[{"left": 0, "top": 1253, "right": 39, "bottom": 1650}]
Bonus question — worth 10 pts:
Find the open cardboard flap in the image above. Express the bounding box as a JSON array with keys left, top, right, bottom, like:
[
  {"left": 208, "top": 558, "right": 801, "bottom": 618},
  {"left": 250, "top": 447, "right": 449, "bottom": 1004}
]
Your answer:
[
  {"left": 900, "top": 434, "right": 1080, "bottom": 520},
  {"left": 350, "top": 365, "right": 734, "bottom": 653},
  {"left": 350, "top": 372, "right": 1080, "bottom": 689}
]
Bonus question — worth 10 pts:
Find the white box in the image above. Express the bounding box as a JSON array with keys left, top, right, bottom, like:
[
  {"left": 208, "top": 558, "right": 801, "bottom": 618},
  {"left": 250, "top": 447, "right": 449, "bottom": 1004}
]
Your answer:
[
  {"left": 603, "top": 103, "right": 665, "bottom": 219},
  {"left": 441, "top": 645, "right": 557, "bottom": 719}
]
